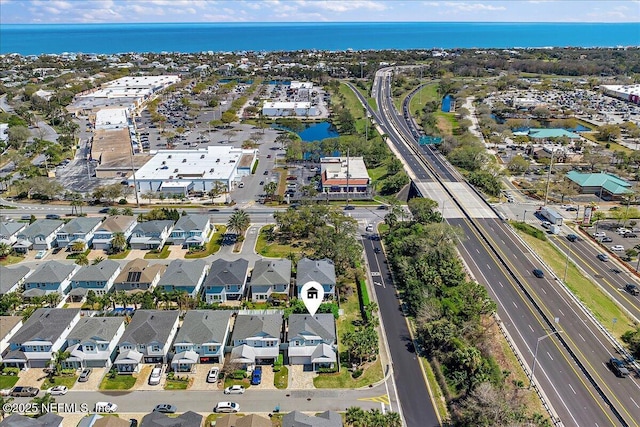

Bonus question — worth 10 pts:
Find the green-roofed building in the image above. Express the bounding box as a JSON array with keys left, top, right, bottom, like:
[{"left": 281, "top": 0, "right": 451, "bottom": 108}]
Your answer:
[
  {"left": 527, "top": 128, "right": 581, "bottom": 140},
  {"left": 566, "top": 171, "right": 632, "bottom": 200}
]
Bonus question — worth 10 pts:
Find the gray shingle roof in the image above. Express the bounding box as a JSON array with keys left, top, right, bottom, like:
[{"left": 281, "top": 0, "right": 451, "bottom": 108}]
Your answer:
[
  {"left": 173, "top": 214, "right": 209, "bottom": 231},
  {"left": 71, "top": 260, "right": 120, "bottom": 282},
  {"left": 0, "top": 221, "right": 26, "bottom": 238},
  {"left": 11, "top": 308, "right": 80, "bottom": 344},
  {"left": 0, "top": 316, "right": 22, "bottom": 340},
  {"left": 251, "top": 259, "right": 291, "bottom": 286},
  {"left": 119, "top": 310, "right": 179, "bottom": 346},
  {"left": 296, "top": 258, "right": 336, "bottom": 286},
  {"left": 60, "top": 217, "right": 102, "bottom": 234},
  {"left": 174, "top": 310, "right": 232, "bottom": 345},
  {"left": 67, "top": 317, "right": 125, "bottom": 343},
  {"left": 231, "top": 313, "right": 282, "bottom": 341},
  {"left": 281, "top": 411, "right": 342, "bottom": 427},
  {"left": 132, "top": 220, "right": 174, "bottom": 235},
  {"left": 0, "top": 265, "right": 31, "bottom": 294},
  {"left": 1, "top": 412, "right": 64, "bottom": 427},
  {"left": 205, "top": 258, "right": 249, "bottom": 286},
  {"left": 287, "top": 314, "right": 336, "bottom": 343},
  {"left": 158, "top": 259, "right": 206, "bottom": 287},
  {"left": 18, "top": 219, "right": 64, "bottom": 239},
  {"left": 25, "top": 261, "right": 77, "bottom": 284},
  {"left": 140, "top": 411, "right": 202, "bottom": 427}
]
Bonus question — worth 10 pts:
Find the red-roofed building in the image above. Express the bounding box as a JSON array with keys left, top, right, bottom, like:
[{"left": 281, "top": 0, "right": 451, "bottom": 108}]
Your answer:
[{"left": 320, "top": 157, "right": 371, "bottom": 198}]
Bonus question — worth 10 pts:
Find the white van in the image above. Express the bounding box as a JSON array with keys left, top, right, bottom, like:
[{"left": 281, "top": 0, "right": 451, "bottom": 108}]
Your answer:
[
  {"left": 94, "top": 402, "right": 118, "bottom": 413},
  {"left": 149, "top": 367, "right": 162, "bottom": 385}
]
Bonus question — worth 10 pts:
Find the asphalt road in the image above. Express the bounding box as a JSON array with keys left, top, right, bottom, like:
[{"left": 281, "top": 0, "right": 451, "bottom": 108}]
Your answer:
[
  {"left": 365, "top": 67, "right": 640, "bottom": 426},
  {"left": 362, "top": 233, "right": 440, "bottom": 427}
]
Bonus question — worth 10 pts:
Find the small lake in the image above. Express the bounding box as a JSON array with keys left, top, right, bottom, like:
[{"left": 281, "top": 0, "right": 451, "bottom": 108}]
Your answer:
[{"left": 274, "top": 121, "right": 339, "bottom": 141}]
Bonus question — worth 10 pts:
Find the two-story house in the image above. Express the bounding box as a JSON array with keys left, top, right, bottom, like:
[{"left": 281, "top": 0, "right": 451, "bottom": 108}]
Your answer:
[
  {"left": 171, "top": 310, "right": 232, "bottom": 371},
  {"left": 296, "top": 258, "right": 336, "bottom": 300},
  {"left": 0, "top": 265, "right": 31, "bottom": 296},
  {"left": 250, "top": 259, "right": 291, "bottom": 302},
  {"left": 281, "top": 411, "right": 342, "bottom": 427},
  {"left": 69, "top": 260, "right": 121, "bottom": 301},
  {"left": 287, "top": 314, "right": 337, "bottom": 370},
  {"left": 23, "top": 261, "right": 79, "bottom": 299},
  {"left": 114, "top": 310, "right": 180, "bottom": 373},
  {"left": 202, "top": 258, "right": 249, "bottom": 303},
  {"left": 92, "top": 216, "right": 137, "bottom": 251},
  {"left": 128, "top": 220, "right": 174, "bottom": 250},
  {"left": 157, "top": 259, "right": 208, "bottom": 298},
  {"left": 56, "top": 217, "right": 103, "bottom": 249},
  {"left": 1, "top": 308, "right": 81, "bottom": 369},
  {"left": 113, "top": 259, "right": 166, "bottom": 293},
  {"left": 14, "top": 219, "right": 64, "bottom": 252},
  {"left": 168, "top": 214, "right": 213, "bottom": 248},
  {"left": 230, "top": 313, "right": 283, "bottom": 367},
  {"left": 63, "top": 317, "right": 126, "bottom": 369},
  {"left": 0, "top": 221, "right": 27, "bottom": 246}
]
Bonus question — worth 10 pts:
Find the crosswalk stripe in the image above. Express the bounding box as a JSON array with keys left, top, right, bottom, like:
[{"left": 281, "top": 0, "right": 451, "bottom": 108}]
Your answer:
[{"left": 357, "top": 395, "right": 390, "bottom": 404}]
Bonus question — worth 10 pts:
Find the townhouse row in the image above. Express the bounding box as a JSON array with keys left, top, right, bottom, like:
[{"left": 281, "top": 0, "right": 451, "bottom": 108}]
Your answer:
[
  {"left": 1, "top": 214, "right": 213, "bottom": 253},
  {"left": 0, "top": 256, "right": 337, "bottom": 303},
  {"left": 0, "top": 308, "right": 337, "bottom": 373}
]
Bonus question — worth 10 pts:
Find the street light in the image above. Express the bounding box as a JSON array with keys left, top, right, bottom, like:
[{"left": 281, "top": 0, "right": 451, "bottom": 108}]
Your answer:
[
  {"left": 529, "top": 319, "right": 562, "bottom": 389},
  {"left": 563, "top": 246, "right": 572, "bottom": 282}
]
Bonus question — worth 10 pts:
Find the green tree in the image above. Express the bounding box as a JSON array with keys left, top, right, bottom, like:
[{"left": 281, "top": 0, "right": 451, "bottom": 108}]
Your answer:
[
  {"left": 52, "top": 349, "right": 70, "bottom": 374},
  {"left": 75, "top": 253, "right": 89, "bottom": 266},
  {"left": 0, "top": 242, "right": 12, "bottom": 258},
  {"left": 110, "top": 232, "right": 127, "bottom": 253},
  {"left": 7, "top": 125, "right": 30, "bottom": 149},
  {"left": 70, "top": 240, "right": 86, "bottom": 253},
  {"left": 227, "top": 209, "right": 250, "bottom": 237}
]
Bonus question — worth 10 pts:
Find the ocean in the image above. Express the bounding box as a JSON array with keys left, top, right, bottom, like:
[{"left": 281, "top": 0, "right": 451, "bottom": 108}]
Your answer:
[{"left": 1, "top": 22, "right": 638, "bottom": 55}]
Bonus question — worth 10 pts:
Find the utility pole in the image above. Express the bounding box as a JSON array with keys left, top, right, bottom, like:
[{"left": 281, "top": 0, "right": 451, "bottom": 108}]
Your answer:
[
  {"left": 543, "top": 149, "right": 555, "bottom": 206},
  {"left": 129, "top": 146, "right": 140, "bottom": 208},
  {"left": 345, "top": 148, "right": 350, "bottom": 209}
]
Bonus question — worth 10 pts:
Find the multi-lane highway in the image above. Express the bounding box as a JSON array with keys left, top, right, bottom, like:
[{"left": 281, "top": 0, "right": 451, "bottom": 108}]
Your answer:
[{"left": 356, "top": 68, "right": 640, "bottom": 427}]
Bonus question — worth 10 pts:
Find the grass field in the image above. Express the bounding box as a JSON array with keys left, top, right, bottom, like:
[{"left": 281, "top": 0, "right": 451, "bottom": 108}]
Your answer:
[
  {"left": 108, "top": 250, "right": 130, "bottom": 260},
  {"left": 144, "top": 245, "right": 171, "bottom": 259},
  {"left": 255, "top": 225, "right": 305, "bottom": 258},
  {"left": 0, "top": 255, "right": 23, "bottom": 266},
  {"left": 0, "top": 375, "right": 19, "bottom": 389},
  {"left": 274, "top": 366, "right": 288, "bottom": 389},
  {"left": 40, "top": 375, "right": 78, "bottom": 390},
  {"left": 164, "top": 379, "right": 190, "bottom": 390},
  {"left": 99, "top": 374, "right": 137, "bottom": 390}
]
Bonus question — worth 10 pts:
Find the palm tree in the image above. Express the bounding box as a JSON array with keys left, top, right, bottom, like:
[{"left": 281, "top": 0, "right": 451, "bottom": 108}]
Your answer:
[
  {"left": 110, "top": 232, "right": 127, "bottom": 253},
  {"left": 0, "top": 242, "right": 12, "bottom": 258},
  {"left": 227, "top": 209, "right": 250, "bottom": 238},
  {"left": 3, "top": 291, "right": 23, "bottom": 312},
  {"left": 75, "top": 253, "right": 89, "bottom": 266},
  {"left": 122, "top": 207, "right": 134, "bottom": 216},
  {"left": 52, "top": 349, "right": 70, "bottom": 374},
  {"left": 108, "top": 207, "right": 120, "bottom": 216},
  {"left": 384, "top": 412, "right": 402, "bottom": 427},
  {"left": 345, "top": 407, "right": 367, "bottom": 426},
  {"left": 92, "top": 256, "right": 105, "bottom": 265},
  {"left": 45, "top": 293, "right": 61, "bottom": 308},
  {"left": 70, "top": 240, "right": 86, "bottom": 253},
  {"left": 31, "top": 393, "right": 55, "bottom": 417}
]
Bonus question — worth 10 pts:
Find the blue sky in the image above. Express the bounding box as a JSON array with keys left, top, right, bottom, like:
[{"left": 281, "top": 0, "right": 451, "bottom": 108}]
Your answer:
[{"left": 0, "top": 0, "right": 638, "bottom": 24}]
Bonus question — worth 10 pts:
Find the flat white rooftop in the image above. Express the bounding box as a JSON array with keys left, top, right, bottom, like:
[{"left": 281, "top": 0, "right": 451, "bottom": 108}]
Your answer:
[
  {"left": 95, "top": 108, "right": 129, "bottom": 128},
  {"left": 133, "top": 146, "right": 257, "bottom": 182},
  {"left": 263, "top": 101, "right": 312, "bottom": 109}
]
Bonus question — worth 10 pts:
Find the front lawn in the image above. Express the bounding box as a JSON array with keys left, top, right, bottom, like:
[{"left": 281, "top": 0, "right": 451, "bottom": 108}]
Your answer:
[
  {"left": 274, "top": 366, "right": 288, "bottom": 389},
  {"left": 99, "top": 374, "right": 137, "bottom": 390},
  {"left": 0, "top": 254, "right": 24, "bottom": 266},
  {"left": 164, "top": 379, "right": 190, "bottom": 390},
  {"left": 256, "top": 225, "right": 304, "bottom": 258},
  {"left": 144, "top": 245, "right": 171, "bottom": 259},
  {"left": 108, "top": 250, "right": 130, "bottom": 260},
  {"left": 223, "top": 376, "right": 251, "bottom": 390},
  {"left": 313, "top": 359, "right": 383, "bottom": 388},
  {"left": 185, "top": 226, "right": 226, "bottom": 258},
  {"left": 41, "top": 375, "right": 78, "bottom": 389},
  {"left": 0, "top": 375, "right": 19, "bottom": 389}
]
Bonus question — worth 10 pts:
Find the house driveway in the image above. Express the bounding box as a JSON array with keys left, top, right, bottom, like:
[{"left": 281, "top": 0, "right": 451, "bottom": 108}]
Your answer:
[
  {"left": 166, "top": 247, "right": 189, "bottom": 259},
  {"left": 288, "top": 365, "right": 316, "bottom": 390},
  {"left": 184, "top": 364, "right": 222, "bottom": 391},
  {"left": 15, "top": 368, "right": 47, "bottom": 388},
  {"left": 130, "top": 365, "right": 154, "bottom": 390},
  {"left": 251, "top": 366, "right": 276, "bottom": 390},
  {"left": 72, "top": 367, "right": 106, "bottom": 391}
]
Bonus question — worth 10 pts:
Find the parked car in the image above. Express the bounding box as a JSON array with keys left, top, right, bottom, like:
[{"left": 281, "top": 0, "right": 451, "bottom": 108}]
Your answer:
[
  {"left": 602, "top": 237, "right": 613, "bottom": 243},
  {"left": 214, "top": 402, "right": 240, "bottom": 413},
  {"left": 565, "top": 207, "right": 578, "bottom": 212},
  {"left": 153, "top": 404, "right": 177, "bottom": 413},
  {"left": 94, "top": 402, "right": 118, "bottom": 413},
  {"left": 224, "top": 385, "right": 245, "bottom": 394},
  {"left": 35, "top": 250, "right": 47, "bottom": 259},
  {"left": 597, "top": 253, "right": 609, "bottom": 262},
  {"left": 608, "top": 357, "right": 630, "bottom": 377},
  {"left": 46, "top": 386, "right": 68, "bottom": 395},
  {"left": 251, "top": 366, "right": 262, "bottom": 385},
  {"left": 148, "top": 366, "right": 162, "bottom": 385},
  {"left": 10, "top": 386, "right": 39, "bottom": 397},
  {"left": 623, "top": 233, "right": 638, "bottom": 238},
  {"left": 611, "top": 245, "right": 625, "bottom": 251},
  {"left": 207, "top": 367, "right": 219, "bottom": 383},
  {"left": 594, "top": 232, "right": 607, "bottom": 238},
  {"left": 625, "top": 283, "right": 640, "bottom": 296},
  {"left": 78, "top": 368, "right": 92, "bottom": 382},
  {"left": 45, "top": 214, "right": 61, "bottom": 220},
  {"left": 566, "top": 234, "right": 578, "bottom": 242},
  {"left": 532, "top": 269, "right": 545, "bottom": 278}
]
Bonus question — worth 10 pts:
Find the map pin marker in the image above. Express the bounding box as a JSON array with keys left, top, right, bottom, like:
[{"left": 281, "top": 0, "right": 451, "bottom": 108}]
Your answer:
[{"left": 300, "top": 280, "right": 324, "bottom": 316}]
